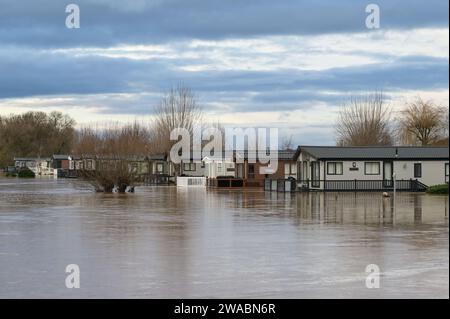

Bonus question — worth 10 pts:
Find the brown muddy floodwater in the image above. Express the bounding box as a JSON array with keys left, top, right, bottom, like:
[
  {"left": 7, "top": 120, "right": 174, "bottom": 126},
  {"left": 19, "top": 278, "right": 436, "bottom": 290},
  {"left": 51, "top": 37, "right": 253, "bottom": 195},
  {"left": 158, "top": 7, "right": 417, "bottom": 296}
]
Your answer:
[{"left": 0, "top": 178, "right": 448, "bottom": 298}]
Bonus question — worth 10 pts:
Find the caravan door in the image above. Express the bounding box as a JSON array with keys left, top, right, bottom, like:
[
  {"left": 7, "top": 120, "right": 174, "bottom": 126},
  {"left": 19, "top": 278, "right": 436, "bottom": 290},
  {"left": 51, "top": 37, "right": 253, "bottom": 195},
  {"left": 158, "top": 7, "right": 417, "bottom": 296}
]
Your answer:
[{"left": 383, "top": 161, "right": 393, "bottom": 188}]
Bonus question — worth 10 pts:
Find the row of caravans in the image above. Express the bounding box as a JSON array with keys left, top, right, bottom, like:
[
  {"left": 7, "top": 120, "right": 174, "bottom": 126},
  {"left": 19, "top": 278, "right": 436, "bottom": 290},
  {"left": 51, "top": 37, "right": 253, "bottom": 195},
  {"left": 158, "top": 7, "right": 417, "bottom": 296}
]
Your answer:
[
  {"left": 177, "top": 146, "right": 449, "bottom": 191},
  {"left": 13, "top": 155, "right": 73, "bottom": 176},
  {"left": 11, "top": 146, "right": 449, "bottom": 191},
  {"left": 13, "top": 155, "right": 151, "bottom": 178},
  {"left": 148, "top": 146, "right": 449, "bottom": 191}
]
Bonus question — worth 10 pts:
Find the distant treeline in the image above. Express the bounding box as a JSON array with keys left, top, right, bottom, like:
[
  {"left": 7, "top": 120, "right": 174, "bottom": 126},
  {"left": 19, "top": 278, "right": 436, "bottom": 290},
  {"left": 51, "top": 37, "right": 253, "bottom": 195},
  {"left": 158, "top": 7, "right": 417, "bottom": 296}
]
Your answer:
[
  {"left": 0, "top": 85, "right": 202, "bottom": 172},
  {"left": 1, "top": 89, "right": 448, "bottom": 169},
  {"left": 0, "top": 111, "right": 75, "bottom": 168}
]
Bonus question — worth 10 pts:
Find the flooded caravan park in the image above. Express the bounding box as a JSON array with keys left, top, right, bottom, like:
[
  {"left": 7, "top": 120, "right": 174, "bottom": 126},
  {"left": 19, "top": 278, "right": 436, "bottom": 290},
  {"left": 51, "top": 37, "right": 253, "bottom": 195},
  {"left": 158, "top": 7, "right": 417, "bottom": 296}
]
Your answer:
[{"left": 0, "top": 178, "right": 448, "bottom": 298}]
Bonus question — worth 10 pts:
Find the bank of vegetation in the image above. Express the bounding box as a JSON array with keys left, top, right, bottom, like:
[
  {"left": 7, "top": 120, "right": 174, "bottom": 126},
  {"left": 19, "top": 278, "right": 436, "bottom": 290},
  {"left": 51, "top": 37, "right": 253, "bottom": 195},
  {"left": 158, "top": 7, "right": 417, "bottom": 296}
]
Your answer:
[{"left": 426, "top": 184, "right": 449, "bottom": 195}]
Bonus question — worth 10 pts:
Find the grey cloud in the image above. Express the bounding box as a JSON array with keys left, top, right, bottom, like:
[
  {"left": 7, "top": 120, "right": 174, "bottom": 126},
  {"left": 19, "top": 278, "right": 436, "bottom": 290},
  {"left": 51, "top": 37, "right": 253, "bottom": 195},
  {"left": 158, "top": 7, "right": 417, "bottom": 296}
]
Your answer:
[
  {"left": 0, "top": 0, "right": 448, "bottom": 48},
  {"left": 0, "top": 49, "right": 447, "bottom": 115}
]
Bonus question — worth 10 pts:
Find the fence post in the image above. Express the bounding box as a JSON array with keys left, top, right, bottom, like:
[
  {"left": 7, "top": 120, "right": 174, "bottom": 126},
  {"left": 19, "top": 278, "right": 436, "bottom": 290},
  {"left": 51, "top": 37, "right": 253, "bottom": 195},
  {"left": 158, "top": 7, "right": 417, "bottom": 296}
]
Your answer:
[{"left": 393, "top": 173, "right": 396, "bottom": 226}]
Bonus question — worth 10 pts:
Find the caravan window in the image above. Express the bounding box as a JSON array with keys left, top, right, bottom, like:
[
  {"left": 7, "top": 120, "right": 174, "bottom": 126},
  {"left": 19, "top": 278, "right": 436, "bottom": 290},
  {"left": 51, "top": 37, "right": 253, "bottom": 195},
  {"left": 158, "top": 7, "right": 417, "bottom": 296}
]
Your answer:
[
  {"left": 414, "top": 163, "right": 422, "bottom": 178},
  {"left": 311, "top": 162, "right": 320, "bottom": 187},
  {"left": 327, "top": 162, "right": 343, "bottom": 175},
  {"left": 365, "top": 162, "right": 380, "bottom": 175},
  {"left": 248, "top": 164, "right": 255, "bottom": 179},
  {"left": 183, "top": 163, "right": 196, "bottom": 171},
  {"left": 445, "top": 163, "right": 449, "bottom": 183},
  {"left": 284, "top": 163, "right": 297, "bottom": 176}
]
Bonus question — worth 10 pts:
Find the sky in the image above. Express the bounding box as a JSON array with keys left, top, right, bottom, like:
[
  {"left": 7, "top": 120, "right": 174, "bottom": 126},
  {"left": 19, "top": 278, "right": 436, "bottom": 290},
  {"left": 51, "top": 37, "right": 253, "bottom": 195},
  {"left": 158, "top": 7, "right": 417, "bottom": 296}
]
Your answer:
[{"left": 0, "top": 0, "right": 448, "bottom": 145}]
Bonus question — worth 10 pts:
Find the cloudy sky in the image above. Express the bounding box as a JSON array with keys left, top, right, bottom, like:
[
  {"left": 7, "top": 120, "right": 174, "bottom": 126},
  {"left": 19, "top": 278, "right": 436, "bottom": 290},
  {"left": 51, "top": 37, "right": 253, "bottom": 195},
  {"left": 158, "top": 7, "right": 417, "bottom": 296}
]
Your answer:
[{"left": 0, "top": 0, "right": 448, "bottom": 144}]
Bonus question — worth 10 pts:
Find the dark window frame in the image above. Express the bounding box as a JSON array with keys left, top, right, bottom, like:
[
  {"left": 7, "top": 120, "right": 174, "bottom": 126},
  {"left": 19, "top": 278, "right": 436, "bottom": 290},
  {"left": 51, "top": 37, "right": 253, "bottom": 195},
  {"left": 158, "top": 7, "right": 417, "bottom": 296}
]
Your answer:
[
  {"left": 183, "top": 162, "right": 196, "bottom": 172},
  {"left": 364, "top": 162, "right": 380, "bottom": 175},
  {"left": 327, "top": 162, "right": 343, "bottom": 175},
  {"left": 445, "top": 163, "right": 449, "bottom": 183},
  {"left": 311, "top": 161, "right": 320, "bottom": 187},
  {"left": 248, "top": 163, "right": 255, "bottom": 179},
  {"left": 414, "top": 163, "right": 422, "bottom": 178},
  {"left": 284, "top": 162, "right": 297, "bottom": 175},
  {"left": 156, "top": 163, "right": 164, "bottom": 173}
]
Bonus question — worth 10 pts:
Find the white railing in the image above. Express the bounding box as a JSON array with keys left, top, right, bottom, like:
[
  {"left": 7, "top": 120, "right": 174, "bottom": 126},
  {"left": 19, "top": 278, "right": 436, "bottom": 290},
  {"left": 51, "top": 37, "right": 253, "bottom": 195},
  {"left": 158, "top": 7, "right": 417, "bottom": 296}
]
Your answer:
[{"left": 176, "top": 176, "right": 206, "bottom": 187}]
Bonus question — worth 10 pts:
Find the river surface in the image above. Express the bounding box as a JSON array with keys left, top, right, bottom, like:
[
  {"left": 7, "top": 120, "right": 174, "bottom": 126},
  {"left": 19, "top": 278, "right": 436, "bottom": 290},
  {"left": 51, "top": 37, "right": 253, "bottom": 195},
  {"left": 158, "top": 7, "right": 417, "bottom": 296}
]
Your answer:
[{"left": 0, "top": 178, "right": 448, "bottom": 298}]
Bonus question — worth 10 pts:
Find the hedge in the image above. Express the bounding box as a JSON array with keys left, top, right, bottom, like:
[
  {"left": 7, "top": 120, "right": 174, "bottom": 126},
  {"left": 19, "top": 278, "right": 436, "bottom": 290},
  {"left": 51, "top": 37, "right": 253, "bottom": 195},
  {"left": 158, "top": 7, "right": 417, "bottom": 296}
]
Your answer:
[
  {"left": 18, "top": 167, "right": 36, "bottom": 178},
  {"left": 426, "top": 184, "right": 449, "bottom": 195}
]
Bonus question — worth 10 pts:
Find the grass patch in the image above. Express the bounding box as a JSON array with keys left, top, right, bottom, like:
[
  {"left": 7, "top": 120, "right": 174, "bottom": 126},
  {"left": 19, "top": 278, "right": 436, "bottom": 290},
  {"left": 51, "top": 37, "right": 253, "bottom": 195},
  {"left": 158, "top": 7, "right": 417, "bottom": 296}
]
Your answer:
[{"left": 426, "top": 184, "right": 449, "bottom": 195}]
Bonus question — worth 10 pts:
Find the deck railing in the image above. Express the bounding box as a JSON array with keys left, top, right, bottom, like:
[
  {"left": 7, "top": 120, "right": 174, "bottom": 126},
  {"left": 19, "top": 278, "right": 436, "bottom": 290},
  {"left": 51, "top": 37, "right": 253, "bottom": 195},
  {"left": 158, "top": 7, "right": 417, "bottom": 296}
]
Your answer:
[
  {"left": 296, "top": 179, "right": 428, "bottom": 192},
  {"left": 264, "top": 178, "right": 297, "bottom": 192},
  {"left": 177, "top": 176, "right": 206, "bottom": 187},
  {"left": 207, "top": 177, "right": 246, "bottom": 188},
  {"left": 143, "top": 174, "right": 173, "bottom": 185},
  {"left": 55, "top": 169, "right": 78, "bottom": 178}
]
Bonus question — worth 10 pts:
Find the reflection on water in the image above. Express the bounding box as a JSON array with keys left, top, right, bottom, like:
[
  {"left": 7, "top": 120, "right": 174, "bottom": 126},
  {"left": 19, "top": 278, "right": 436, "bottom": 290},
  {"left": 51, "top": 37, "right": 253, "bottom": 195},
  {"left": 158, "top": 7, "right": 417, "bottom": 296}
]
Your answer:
[{"left": 0, "top": 178, "right": 448, "bottom": 298}]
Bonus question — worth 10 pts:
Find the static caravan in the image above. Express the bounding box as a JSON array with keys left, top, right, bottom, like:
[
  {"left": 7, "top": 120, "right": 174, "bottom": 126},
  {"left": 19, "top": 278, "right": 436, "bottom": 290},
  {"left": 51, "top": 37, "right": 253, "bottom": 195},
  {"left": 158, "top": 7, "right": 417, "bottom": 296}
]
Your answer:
[
  {"left": 52, "top": 155, "right": 72, "bottom": 170},
  {"left": 52, "top": 155, "right": 79, "bottom": 178},
  {"left": 128, "top": 156, "right": 150, "bottom": 177},
  {"left": 180, "top": 160, "right": 204, "bottom": 176},
  {"left": 145, "top": 154, "right": 176, "bottom": 185},
  {"left": 14, "top": 157, "right": 52, "bottom": 175},
  {"left": 234, "top": 149, "right": 300, "bottom": 187},
  {"left": 202, "top": 153, "right": 235, "bottom": 178},
  {"left": 176, "top": 150, "right": 204, "bottom": 177},
  {"left": 148, "top": 154, "right": 173, "bottom": 176},
  {"left": 298, "top": 146, "right": 449, "bottom": 191}
]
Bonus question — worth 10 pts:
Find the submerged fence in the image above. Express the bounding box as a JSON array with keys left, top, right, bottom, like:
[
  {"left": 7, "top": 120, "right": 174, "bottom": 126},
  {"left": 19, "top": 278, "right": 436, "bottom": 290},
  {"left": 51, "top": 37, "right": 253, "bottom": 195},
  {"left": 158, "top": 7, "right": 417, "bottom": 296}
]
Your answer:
[
  {"left": 296, "top": 179, "right": 428, "bottom": 192},
  {"left": 177, "top": 176, "right": 206, "bottom": 187},
  {"left": 264, "top": 179, "right": 297, "bottom": 192},
  {"left": 207, "top": 177, "right": 245, "bottom": 188},
  {"left": 144, "top": 174, "right": 173, "bottom": 185}
]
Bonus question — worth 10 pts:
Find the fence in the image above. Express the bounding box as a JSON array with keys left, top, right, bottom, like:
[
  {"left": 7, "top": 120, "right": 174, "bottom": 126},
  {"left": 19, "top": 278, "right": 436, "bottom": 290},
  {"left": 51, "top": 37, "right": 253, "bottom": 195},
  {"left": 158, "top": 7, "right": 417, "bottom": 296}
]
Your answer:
[
  {"left": 177, "top": 176, "right": 206, "bottom": 187},
  {"left": 55, "top": 169, "right": 78, "bottom": 178},
  {"left": 207, "top": 178, "right": 245, "bottom": 188},
  {"left": 264, "top": 179, "right": 297, "bottom": 192},
  {"left": 297, "top": 179, "right": 428, "bottom": 192},
  {"left": 143, "top": 174, "right": 173, "bottom": 185}
]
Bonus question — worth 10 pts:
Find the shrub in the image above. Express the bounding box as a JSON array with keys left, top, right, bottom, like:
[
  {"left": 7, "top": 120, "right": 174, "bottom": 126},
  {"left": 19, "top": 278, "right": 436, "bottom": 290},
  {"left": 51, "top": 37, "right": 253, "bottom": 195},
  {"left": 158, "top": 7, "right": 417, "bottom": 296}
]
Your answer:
[
  {"left": 5, "top": 172, "right": 18, "bottom": 177},
  {"left": 18, "top": 167, "right": 36, "bottom": 178},
  {"left": 426, "top": 184, "right": 449, "bottom": 195}
]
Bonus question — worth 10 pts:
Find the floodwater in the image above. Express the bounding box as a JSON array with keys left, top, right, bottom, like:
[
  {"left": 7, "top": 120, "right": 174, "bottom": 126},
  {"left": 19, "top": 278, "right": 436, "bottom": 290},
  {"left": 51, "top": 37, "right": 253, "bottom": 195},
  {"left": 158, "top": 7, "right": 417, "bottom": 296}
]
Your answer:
[{"left": 0, "top": 178, "right": 448, "bottom": 299}]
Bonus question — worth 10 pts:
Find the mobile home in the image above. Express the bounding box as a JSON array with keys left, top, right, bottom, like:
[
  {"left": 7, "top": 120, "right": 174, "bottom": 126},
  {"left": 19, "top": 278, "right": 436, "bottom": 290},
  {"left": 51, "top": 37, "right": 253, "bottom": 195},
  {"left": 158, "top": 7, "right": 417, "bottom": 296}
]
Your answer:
[
  {"left": 14, "top": 157, "right": 52, "bottom": 175},
  {"left": 145, "top": 154, "right": 176, "bottom": 185},
  {"left": 203, "top": 153, "right": 235, "bottom": 178},
  {"left": 234, "top": 149, "right": 300, "bottom": 187},
  {"left": 297, "top": 146, "right": 449, "bottom": 191}
]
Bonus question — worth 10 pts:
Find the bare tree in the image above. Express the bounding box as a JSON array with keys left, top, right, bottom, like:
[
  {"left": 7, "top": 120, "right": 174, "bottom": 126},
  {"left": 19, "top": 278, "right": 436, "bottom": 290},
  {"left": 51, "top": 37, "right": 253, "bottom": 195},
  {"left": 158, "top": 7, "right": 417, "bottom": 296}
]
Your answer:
[
  {"left": 335, "top": 92, "right": 393, "bottom": 146},
  {"left": 151, "top": 85, "right": 202, "bottom": 154},
  {"left": 397, "top": 98, "right": 448, "bottom": 146},
  {"left": 76, "top": 122, "right": 151, "bottom": 193},
  {"left": 281, "top": 135, "right": 294, "bottom": 150}
]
